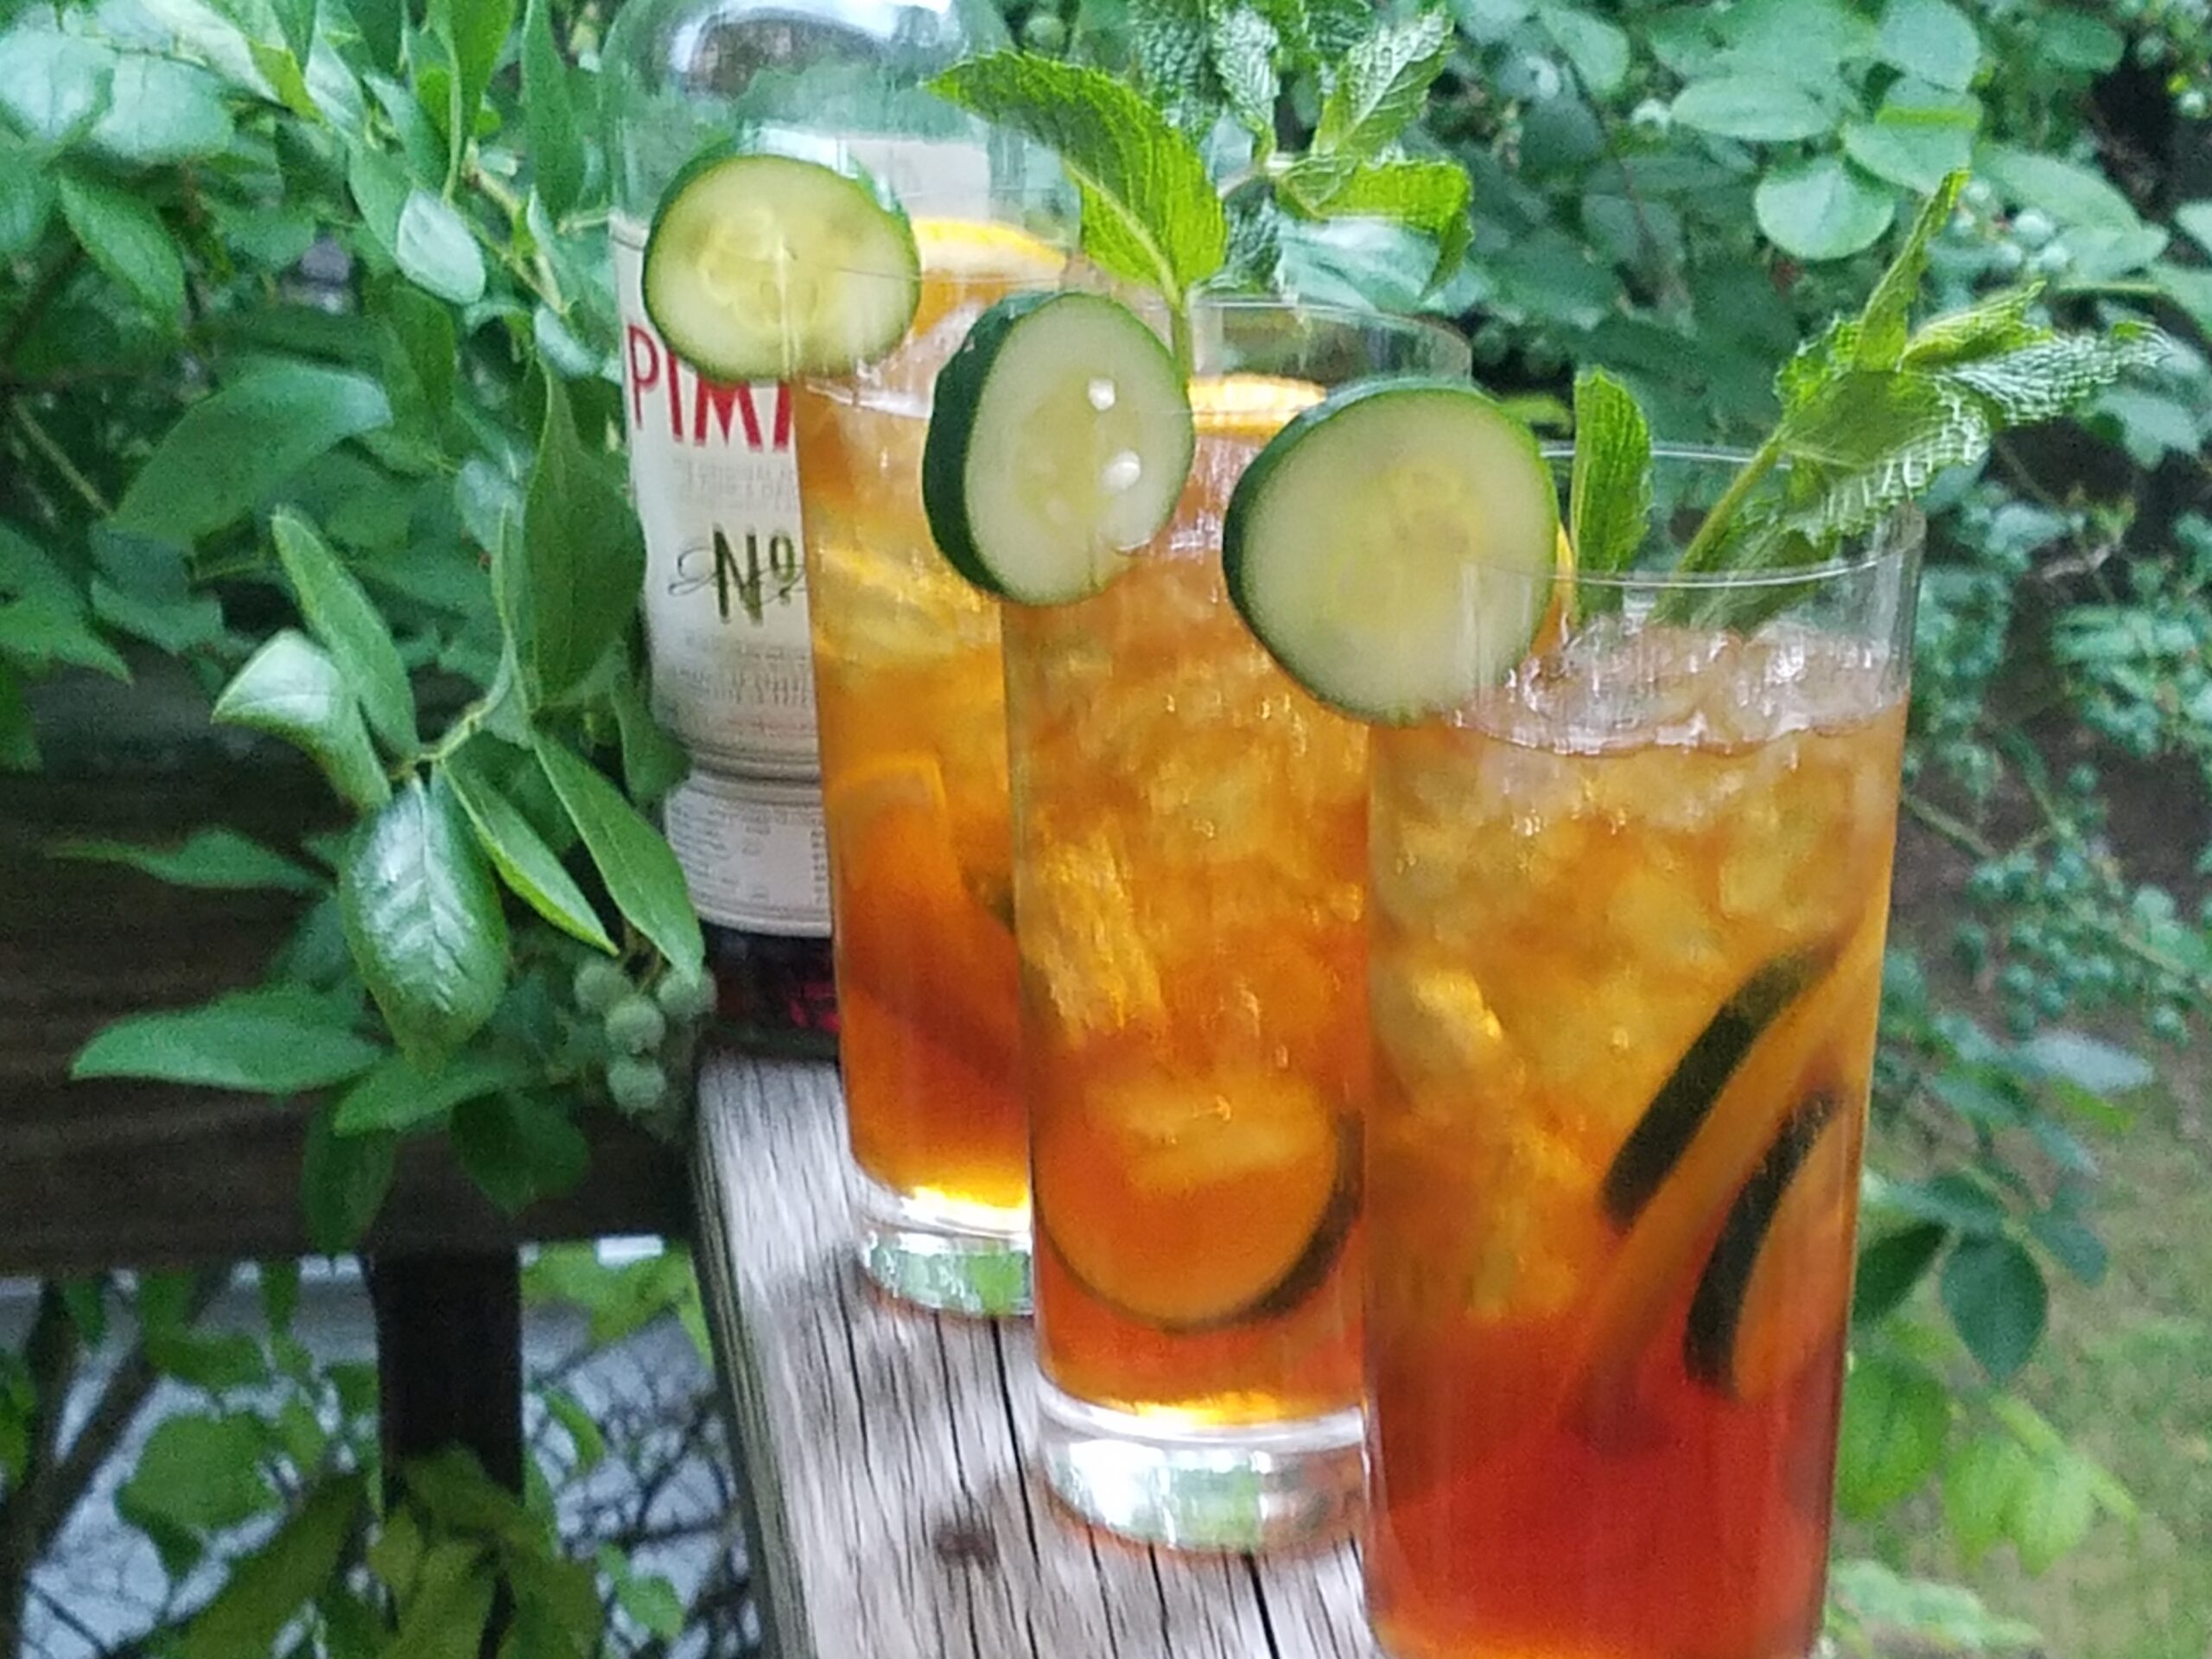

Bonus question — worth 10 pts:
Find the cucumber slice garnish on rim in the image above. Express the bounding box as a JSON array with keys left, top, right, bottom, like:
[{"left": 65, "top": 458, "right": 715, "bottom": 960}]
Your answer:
[
  {"left": 923, "top": 291, "right": 1193, "bottom": 606},
  {"left": 1223, "top": 380, "right": 1560, "bottom": 723},
  {"left": 642, "top": 148, "right": 921, "bottom": 381}
]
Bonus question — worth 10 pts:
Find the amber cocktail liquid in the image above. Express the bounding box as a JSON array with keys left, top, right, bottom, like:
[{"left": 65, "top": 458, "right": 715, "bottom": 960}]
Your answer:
[
  {"left": 1004, "top": 302, "right": 1471, "bottom": 1550},
  {"left": 1363, "top": 491, "right": 1923, "bottom": 1658},
  {"left": 797, "top": 220, "right": 1066, "bottom": 1315}
]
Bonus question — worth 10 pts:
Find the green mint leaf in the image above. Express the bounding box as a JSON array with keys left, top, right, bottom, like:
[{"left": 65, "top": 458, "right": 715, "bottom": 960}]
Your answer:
[
  {"left": 929, "top": 54, "right": 1228, "bottom": 304},
  {"left": 1306, "top": 0, "right": 1381, "bottom": 61},
  {"left": 1777, "top": 369, "right": 1992, "bottom": 543},
  {"left": 532, "top": 734, "right": 706, "bottom": 976},
  {"left": 1211, "top": 3, "right": 1284, "bottom": 154},
  {"left": 1222, "top": 185, "right": 1285, "bottom": 290},
  {"left": 1937, "top": 327, "right": 2171, "bottom": 426},
  {"left": 1853, "top": 169, "right": 1967, "bottom": 370},
  {"left": 340, "top": 774, "right": 511, "bottom": 1068},
  {"left": 1569, "top": 370, "right": 1653, "bottom": 594},
  {"left": 213, "top": 630, "right": 391, "bottom": 813},
  {"left": 444, "top": 747, "right": 617, "bottom": 952},
  {"left": 51, "top": 829, "right": 323, "bottom": 893},
  {"left": 1283, "top": 158, "right": 1471, "bottom": 287},
  {"left": 1901, "top": 283, "right": 2047, "bottom": 367},
  {"left": 72, "top": 986, "right": 385, "bottom": 1091},
  {"left": 271, "top": 510, "right": 417, "bottom": 756},
  {"left": 1128, "top": 0, "right": 1224, "bottom": 138},
  {"left": 1313, "top": 10, "right": 1452, "bottom": 163}
]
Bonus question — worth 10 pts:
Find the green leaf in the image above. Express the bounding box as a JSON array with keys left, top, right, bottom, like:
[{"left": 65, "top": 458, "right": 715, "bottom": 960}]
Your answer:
[
  {"left": 1714, "top": 0, "right": 1879, "bottom": 73},
  {"left": 177, "top": 1477, "right": 366, "bottom": 1659},
  {"left": 1853, "top": 1220, "right": 1948, "bottom": 1325},
  {"left": 531, "top": 736, "right": 704, "bottom": 975},
  {"left": 57, "top": 168, "right": 185, "bottom": 323},
  {"left": 1834, "top": 1355, "right": 1951, "bottom": 1516},
  {"left": 340, "top": 775, "right": 511, "bottom": 1067},
  {"left": 1211, "top": 4, "right": 1281, "bottom": 151},
  {"left": 1978, "top": 144, "right": 2144, "bottom": 231},
  {"left": 1777, "top": 369, "right": 1990, "bottom": 538},
  {"left": 1855, "top": 171, "right": 1967, "bottom": 369},
  {"left": 1941, "top": 1235, "right": 2048, "bottom": 1382},
  {"left": 1755, "top": 156, "right": 1896, "bottom": 261},
  {"left": 261, "top": 1258, "right": 302, "bottom": 1332},
  {"left": 2026, "top": 1210, "right": 2107, "bottom": 1287},
  {"left": 0, "top": 138, "right": 53, "bottom": 257},
  {"left": 429, "top": 0, "right": 515, "bottom": 170},
  {"left": 1127, "top": 0, "right": 1219, "bottom": 137},
  {"left": 213, "top": 630, "right": 391, "bottom": 813},
  {"left": 380, "top": 1541, "right": 498, "bottom": 1659},
  {"left": 1901, "top": 284, "right": 2045, "bottom": 367},
  {"left": 0, "top": 664, "right": 34, "bottom": 771},
  {"left": 302, "top": 1102, "right": 397, "bottom": 1253},
  {"left": 1944, "top": 330, "right": 2171, "bottom": 426},
  {"left": 1539, "top": 4, "right": 1630, "bottom": 97},
  {"left": 121, "top": 1414, "right": 275, "bottom": 1535},
  {"left": 0, "top": 26, "right": 113, "bottom": 145},
  {"left": 1670, "top": 77, "right": 1834, "bottom": 143},
  {"left": 2012, "top": 1452, "right": 2098, "bottom": 1574},
  {"left": 1568, "top": 368, "right": 1650, "bottom": 588},
  {"left": 929, "top": 54, "right": 1228, "bottom": 305},
  {"left": 1281, "top": 159, "right": 1471, "bottom": 287},
  {"left": 499, "top": 372, "right": 646, "bottom": 708},
  {"left": 1313, "top": 10, "right": 1452, "bottom": 162},
  {"left": 2174, "top": 201, "right": 2212, "bottom": 258},
  {"left": 2017, "top": 1028, "right": 2157, "bottom": 1095},
  {"left": 614, "top": 1569, "right": 685, "bottom": 1639},
  {"left": 540, "top": 1388, "right": 605, "bottom": 1473},
  {"left": 51, "top": 829, "right": 322, "bottom": 893},
  {"left": 148, "top": 1329, "right": 270, "bottom": 1390},
  {"left": 444, "top": 751, "right": 614, "bottom": 950},
  {"left": 610, "top": 673, "right": 691, "bottom": 808},
  {"left": 1942, "top": 1428, "right": 2037, "bottom": 1567},
  {"left": 395, "top": 188, "right": 488, "bottom": 305},
  {"left": 1875, "top": 0, "right": 1980, "bottom": 91},
  {"left": 520, "top": 0, "right": 584, "bottom": 219},
  {"left": 73, "top": 987, "right": 385, "bottom": 1091},
  {"left": 0, "top": 524, "right": 130, "bottom": 678},
  {"left": 1841, "top": 83, "right": 1979, "bottom": 194},
  {"left": 114, "top": 361, "right": 394, "bottom": 543},
  {"left": 334, "top": 1047, "right": 542, "bottom": 1135},
  {"left": 2152, "top": 260, "right": 2212, "bottom": 340},
  {"left": 273, "top": 510, "right": 417, "bottom": 754},
  {"left": 88, "top": 55, "right": 234, "bottom": 164},
  {"left": 2037, "top": 10, "right": 2122, "bottom": 72},
  {"left": 1826, "top": 1560, "right": 2043, "bottom": 1652},
  {"left": 451, "top": 1092, "right": 590, "bottom": 1214}
]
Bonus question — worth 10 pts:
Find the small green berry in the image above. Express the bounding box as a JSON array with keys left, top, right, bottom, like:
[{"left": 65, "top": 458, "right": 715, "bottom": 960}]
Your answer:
[
  {"left": 2010, "top": 208, "right": 2056, "bottom": 250},
  {"left": 1020, "top": 11, "right": 1068, "bottom": 54},
  {"left": 604, "top": 994, "right": 668, "bottom": 1055},
  {"left": 654, "top": 966, "right": 716, "bottom": 1023},
  {"left": 606, "top": 1056, "right": 670, "bottom": 1114},
  {"left": 573, "top": 959, "right": 631, "bottom": 1014}
]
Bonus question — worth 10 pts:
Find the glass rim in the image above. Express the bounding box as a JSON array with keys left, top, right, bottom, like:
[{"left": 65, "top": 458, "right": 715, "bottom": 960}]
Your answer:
[{"left": 1531, "top": 441, "right": 1928, "bottom": 593}]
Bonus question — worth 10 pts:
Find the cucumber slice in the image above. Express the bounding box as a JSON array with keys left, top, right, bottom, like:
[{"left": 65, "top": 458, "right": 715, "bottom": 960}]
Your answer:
[
  {"left": 643, "top": 148, "right": 920, "bottom": 381},
  {"left": 1223, "top": 380, "right": 1560, "bottom": 723},
  {"left": 923, "top": 291, "right": 1192, "bottom": 606}
]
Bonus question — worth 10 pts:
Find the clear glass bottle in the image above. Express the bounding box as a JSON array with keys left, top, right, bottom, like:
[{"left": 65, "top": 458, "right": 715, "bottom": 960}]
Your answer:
[{"left": 600, "top": 0, "right": 1010, "bottom": 1052}]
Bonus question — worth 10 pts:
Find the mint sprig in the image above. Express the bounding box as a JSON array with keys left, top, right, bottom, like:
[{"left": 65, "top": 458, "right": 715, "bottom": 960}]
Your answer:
[
  {"left": 934, "top": 4, "right": 1473, "bottom": 321},
  {"left": 1674, "top": 169, "right": 2171, "bottom": 591},
  {"left": 1568, "top": 368, "right": 1652, "bottom": 617},
  {"left": 928, "top": 54, "right": 1230, "bottom": 357}
]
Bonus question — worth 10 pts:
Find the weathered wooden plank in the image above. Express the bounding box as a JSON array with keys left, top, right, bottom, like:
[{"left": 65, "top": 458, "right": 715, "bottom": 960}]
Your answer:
[{"left": 691, "top": 1053, "right": 1384, "bottom": 1659}]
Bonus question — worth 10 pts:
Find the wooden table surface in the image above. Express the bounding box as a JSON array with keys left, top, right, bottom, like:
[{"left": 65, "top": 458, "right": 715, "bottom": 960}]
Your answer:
[{"left": 692, "top": 1053, "right": 1384, "bottom": 1659}]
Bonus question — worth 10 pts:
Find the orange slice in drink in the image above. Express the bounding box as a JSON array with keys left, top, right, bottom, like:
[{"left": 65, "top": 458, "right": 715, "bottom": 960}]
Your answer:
[
  {"left": 909, "top": 217, "right": 1069, "bottom": 338},
  {"left": 1190, "top": 373, "right": 1326, "bottom": 439},
  {"left": 1036, "top": 1067, "right": 1356, "bottom": 1331},
  {"left": 825, "top": 753, "right": 1020, "bottom": 1083}
]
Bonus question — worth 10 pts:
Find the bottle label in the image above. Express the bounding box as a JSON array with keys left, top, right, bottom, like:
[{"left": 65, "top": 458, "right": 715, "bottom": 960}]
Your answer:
[
  {"left": 613, "top": 215, "right": 818, "bottom": 778},
  {"left": 661, "top": 772, "right": 833, "bottom": 938}
]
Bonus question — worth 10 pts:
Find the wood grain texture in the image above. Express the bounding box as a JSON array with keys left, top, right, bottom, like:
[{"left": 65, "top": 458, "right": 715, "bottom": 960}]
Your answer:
[{"left": 692, "top": 1053, "right": 1385, "bottom": 1659}]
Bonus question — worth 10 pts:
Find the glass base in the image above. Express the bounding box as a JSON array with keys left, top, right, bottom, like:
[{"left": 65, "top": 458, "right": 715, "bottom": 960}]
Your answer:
[
  {"left": 853, "top": 1175, "right": 1031, "bottom": 1318},
  {"left": 1036, "top": 1382, "right": 1363, "bottom": 1552}
]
